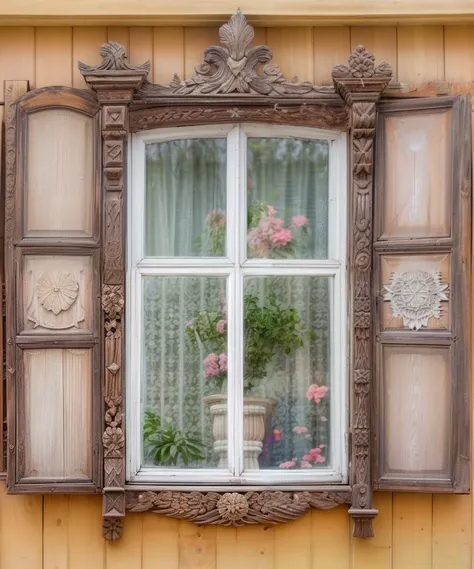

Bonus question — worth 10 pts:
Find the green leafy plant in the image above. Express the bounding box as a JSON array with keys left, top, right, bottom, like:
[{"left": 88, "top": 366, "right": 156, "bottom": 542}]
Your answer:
[
  {"left": 143, "top": 411, "right": 205, "bottom": 466},
  {"left": 186, "top": 293, "right": 313, "bottom": 393}
]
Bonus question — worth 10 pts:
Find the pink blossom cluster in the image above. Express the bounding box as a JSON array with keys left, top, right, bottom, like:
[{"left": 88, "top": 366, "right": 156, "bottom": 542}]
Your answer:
[
  {"left": 292, "top": 425, "right": 308, "bottom": 435},
  {"left": 247, "top": 206, "right": 308, "bottom": 258},
  {"left": 273, "top": 428, "right": 282, "bottom": 441},
  {"left": 206, "top": 209, "right": 225, "bottom": 228},
  {"left": 305, "top": 383, "right": 329, "bottom": 404},
  {"left": 203, "top": 352, "right": 228, "bottom": 378},
  {"left": 216, "top": 319, "right": 226, "bottom": 334},
  {"left": 302, "top": 445, "right": 327, "bottom": 464}
]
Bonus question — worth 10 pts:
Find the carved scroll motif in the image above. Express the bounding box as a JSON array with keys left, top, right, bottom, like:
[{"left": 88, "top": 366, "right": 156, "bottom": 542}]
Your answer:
[
  {"left": 127, "top": 490, "right": 351, "bottom": 526},
  {"left": 332, "top": 49, "right": 392, "bottom": 539},
  {"left": 136, "top": 11, "right": 333, "bottom": 100}
]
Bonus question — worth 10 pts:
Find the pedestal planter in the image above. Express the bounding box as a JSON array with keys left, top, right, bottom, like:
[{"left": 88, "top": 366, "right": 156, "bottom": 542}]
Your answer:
[{"left": 204, "top": 394, "right": 276, "bottom": 469}]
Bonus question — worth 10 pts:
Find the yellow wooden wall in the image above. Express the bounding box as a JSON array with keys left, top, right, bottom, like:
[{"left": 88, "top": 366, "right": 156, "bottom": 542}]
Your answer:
[{"left": 0, "top": 23, "right": 472, "bottom": 569}]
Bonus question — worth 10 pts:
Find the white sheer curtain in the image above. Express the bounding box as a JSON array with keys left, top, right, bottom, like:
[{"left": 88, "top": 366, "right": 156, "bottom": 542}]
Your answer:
[{"left": 142, "top": 136, "right": 331, "bottom": 469}]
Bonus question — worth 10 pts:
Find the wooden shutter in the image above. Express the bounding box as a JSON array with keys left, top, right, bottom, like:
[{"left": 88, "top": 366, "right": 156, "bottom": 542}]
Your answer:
[
  {"left": 5, "top": 85, "right": 102, "bottom": 492},
  {"left": 373, "top": 96, "right": 471, "bottom": 492}
]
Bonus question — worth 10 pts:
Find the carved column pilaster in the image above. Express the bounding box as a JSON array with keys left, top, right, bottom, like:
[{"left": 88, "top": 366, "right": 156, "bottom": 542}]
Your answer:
[
  {"left": 79, "top": 43, "right": 150, "bottom": 541},
  {"left": 332, "top": 46, "right": 392, "bottom": 538}
]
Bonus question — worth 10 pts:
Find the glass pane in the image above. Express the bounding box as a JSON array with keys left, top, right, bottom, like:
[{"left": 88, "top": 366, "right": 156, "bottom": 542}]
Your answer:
[
  {"left": 145, "top": 139, "right": 227, "bottom": 257},
  {"left": 247, "top": 138, "right": 329, "bottom": 260},
  {"left": 141, "top": 276, "right": 228, "bottom": 469},
  {"left": 242, "top": 276, "right": 331, "bottom": 470}
]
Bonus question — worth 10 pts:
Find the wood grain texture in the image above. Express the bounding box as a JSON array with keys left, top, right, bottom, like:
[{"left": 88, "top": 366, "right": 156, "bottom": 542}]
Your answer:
[
  {"left": 313, "top": 27, "right": 350, "bottom": 85},
  {"left": 311, "top": 506, "right": 350, "bottom": 568},
  {"left": 184, "top": 27, "right": 219, "bottom": 78},
  {"left": 393, "top": 493, "right": 433, "bottom": 569},
  {"left": 0, "top": 27, "right": 35, "bottom": 96},
  {"left": 433, "top": 494, "right": 471, "bottom": 568},
  {"left": 129, "top": 27, "right": 153, "bottom": 81},
  {"left": 35, "top": 27, "right": 73, "bottom": 88},
  {"left": 267, "top": 28, "right": 314, "bottom": 82},
  {"left": 73, "top": 27, "right": 108, "bottom": 88},
  {"left": 43, "top": 495, "right": 69, "bottom": 569},
  {"left": 153, "top": 27, "right": 184, "bottom": 84},
  {"left": 397, "top": 26, "right": 444, "bottom": 86}
]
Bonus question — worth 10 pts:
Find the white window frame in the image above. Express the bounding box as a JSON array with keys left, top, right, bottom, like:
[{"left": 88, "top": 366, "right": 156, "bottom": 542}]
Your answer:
[{"left": 127, "top": 123, "right": 348, "bottom": 486}]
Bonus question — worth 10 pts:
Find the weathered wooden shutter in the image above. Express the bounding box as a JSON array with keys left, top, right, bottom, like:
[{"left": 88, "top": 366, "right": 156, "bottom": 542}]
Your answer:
[
  {"left": 373, "top": 96, "right": 471, "bottom": 492},
  {"left": 5, "top": 84, "right": 102, "bottom": 492}
]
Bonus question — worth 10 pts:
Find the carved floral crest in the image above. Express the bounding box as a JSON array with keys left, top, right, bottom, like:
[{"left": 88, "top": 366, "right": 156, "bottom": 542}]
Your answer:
[
  {"left": 384, "top": 270, "right": 448, "bottom": 330},
  {"left": 78, "top": 41, "right": 150, "bottom": 75},
  {"left": 138, "top": 11, "right": 330, "bottom": 99}
]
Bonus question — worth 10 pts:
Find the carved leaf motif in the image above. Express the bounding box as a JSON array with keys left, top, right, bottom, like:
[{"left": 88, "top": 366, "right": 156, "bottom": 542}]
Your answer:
[
  {"left": 126, "top": 490, "right": 350, "bottom": 526},
  {"left": 332, "top": 45, "right": 392, "bottom": 80},
  {"left": 384, "top": 270, "right": 449, "bottom": 330},
  {"left": 36, "top": 272, "right": 79, "bottom": 315},
  {"left": 78, "top": 41, "right": 150, "bottom": 74},
  {"left": 137, "top": 11, "right": 329, "bottom": 99}
]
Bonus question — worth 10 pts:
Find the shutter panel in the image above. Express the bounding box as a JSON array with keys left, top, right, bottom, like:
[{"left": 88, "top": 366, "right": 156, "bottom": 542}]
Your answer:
[
  {"left": 373, "top": 96, "right": 471, "bottom": 492},
  {"left": 5, "top": 86, "right": 102, "bottom": 492}
]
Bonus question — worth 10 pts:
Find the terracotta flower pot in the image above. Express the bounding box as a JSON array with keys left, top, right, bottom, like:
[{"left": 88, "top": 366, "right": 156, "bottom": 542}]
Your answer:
[{"left": 203, "top": 394, "right": 276, "bottom": 469}]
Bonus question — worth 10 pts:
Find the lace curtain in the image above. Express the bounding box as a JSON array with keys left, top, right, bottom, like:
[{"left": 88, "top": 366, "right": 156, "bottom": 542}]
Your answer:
[{"left": 142, "top": 136, "right": 331, "bottom": 469}]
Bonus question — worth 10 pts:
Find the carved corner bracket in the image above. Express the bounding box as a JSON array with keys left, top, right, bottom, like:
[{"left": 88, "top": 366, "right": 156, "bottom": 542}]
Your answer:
[
  {"left": 77, "top": 10, "right": 394, "bottom": 541},
  {"left": 331, "top": 47, "right": 393, "bottom": 538}
]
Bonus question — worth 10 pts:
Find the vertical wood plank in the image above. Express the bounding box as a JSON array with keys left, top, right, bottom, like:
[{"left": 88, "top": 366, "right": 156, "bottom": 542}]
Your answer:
[
  {"left": 216, "top": 527, "right": 239, "bottom": 569},
  {"left": 36, "top": 27, "right": 73, "bottom": 88},
  {"left": 351, "top": 493, "right": 393, "bottom": 569},
  {"left": 142, "top": 515, "right": 179, "bottom": 569},
  {"left": 179, "top": 521, "right": 217, "bottom": 569},
  {"left": 43, "top": 495, "right": 69, "bottom": 569},
  {"left": 392, "top": 493, "right": 432, "bottom": 569},
  {"left": 350, "top": 27, "right": 398, "bottom": 80},
  {"left": 235, "top": 525, "right": 274, "bottom": 569},
  {"left": 130, "top": 27, "right": 154, "bottom": 81},
  {"left": 397, "top": 26, "right": 444, "bottom": 86},
  {"left": 107, "top": 27, "right": 130, "bottom": 52},
  {"left": 0, "top": 103, "right": 4, "bottom": 473},
  {"left": 68, "top": 495, "right": 105, "bottom": 569},
  {"left": 184, "top": 27, "right": 219, "bottom": 78},
  {"left": 311, "top": 506, "right": 350, "bottom": 568},
  {"left": 445, "top": 26, "right": 474, "bottom": 92},
  {"left": 72, "top": 27, "right": 107, "bottom": 88},
  {"left": 105, "top": 513, "right": 142, "bottom": 569},
  {"left": 313, "top": 27, "right": 350, "bottom": 85},
  {"left": 153, "top": 27, "right": 184, "bottom": 84},
  {"left": 253, "top": 28, "right": 267, "bottom": 46},
  {"left": 274, "top": 513, "right": 311, "bottom": 569},
  {"left": 0, "top": 483, "right": 42, "bottom": 569},
  {"left": 433, "top": 494, "right": 471, "bottom": 569},
  {"left": 0, "top": 27, "right": 35, "bottom": 99},
  {"left": 267, "top": 28, "right": 314, "bottom": 82}
]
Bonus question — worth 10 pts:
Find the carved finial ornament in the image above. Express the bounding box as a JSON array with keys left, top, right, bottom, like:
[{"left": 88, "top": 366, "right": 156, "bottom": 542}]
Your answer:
[{"left": 78, "top": 41, "right": 150, "bottom": 75}]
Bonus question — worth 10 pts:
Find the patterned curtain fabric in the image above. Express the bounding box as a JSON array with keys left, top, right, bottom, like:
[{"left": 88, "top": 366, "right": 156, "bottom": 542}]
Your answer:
[{"left": 142, "top": 137, "right": 331, "bottom": 470}]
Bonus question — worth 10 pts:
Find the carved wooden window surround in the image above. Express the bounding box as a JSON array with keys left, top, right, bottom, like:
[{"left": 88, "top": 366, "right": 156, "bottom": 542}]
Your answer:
[{"left": 4, "top": 10, "right": 470, "bottom": 542}]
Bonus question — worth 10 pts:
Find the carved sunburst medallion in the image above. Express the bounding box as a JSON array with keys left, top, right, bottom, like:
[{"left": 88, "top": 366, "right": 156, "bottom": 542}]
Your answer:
[
  {"left": 36, "top": 272, "right": 79, "bottom": 315},
  {"left": 383, "top": 270, "right": 448, "bottom": 331}
]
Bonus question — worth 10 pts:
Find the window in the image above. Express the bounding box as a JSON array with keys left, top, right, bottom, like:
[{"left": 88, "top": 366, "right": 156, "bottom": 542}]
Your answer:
[{"left": 128, "top": 124, "right": 348, "bottom": 484}]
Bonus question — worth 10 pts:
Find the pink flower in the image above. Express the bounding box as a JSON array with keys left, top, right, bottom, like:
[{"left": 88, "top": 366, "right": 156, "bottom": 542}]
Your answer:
[
  {"left": 302, "top": 454, "right": 312, "bottom": 462},
  {"left": 292, "top": 215, "right": 309, "bottom": 227},
  {"left": 185, "top": 320, "right": 194, "bottom": 328},
  {"left": 321, "top": 416, "right": 328, "bottom": 422},
  {"left": 203, "top": 353, "right": 218, "bottom": 367},
  {"left": 279, "top": 460, "right": 296, "bottom": 469},
  {"left": 305, "top": 384, "right": 329, "bottom": 404},
  {"left": 206, "top": 209, "right": 225, "bottom": 227},
  {"left": 267, "top": 205, "right": 276, "bottom": 217},
  {"left": 218, "top": 353, "right": 228, "bottom": 372},
  {"left": 309, "top": 447, "right": 326, "bottom": 464},
  {"left": 319, "top": 444, "right": 326, "bottom": 448},
  {"left": 292, "top": 426, "right": 308, "bottom": 435},
  {"left": 216, "top": 319, "right": 226, "bottom": 334},
  {"left": 272, "top": 228, "right": 292, "bottom": 247},
  {"left": 300, "top": 460, "right": 312, "bottom": 468},
  {"left": 273, "top": 429, "right": 282, "bottom": 441},
  {"left": 315, "top": 455, "right": 326, "bottom": 464}
]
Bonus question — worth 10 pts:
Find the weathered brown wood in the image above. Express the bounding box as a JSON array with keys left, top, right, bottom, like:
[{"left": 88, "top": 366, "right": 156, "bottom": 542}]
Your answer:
[
  {"left": 5, "top": 82, "right": 103, "bottom": 494},
  {"left": 372, "top": 96, "right": 472, "bottom": 493}
]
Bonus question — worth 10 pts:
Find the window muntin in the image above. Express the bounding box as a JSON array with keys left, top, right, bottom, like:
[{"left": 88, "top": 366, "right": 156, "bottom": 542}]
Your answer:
[{"left": 128, "top": 124, "right": 347, "bottom": 485}]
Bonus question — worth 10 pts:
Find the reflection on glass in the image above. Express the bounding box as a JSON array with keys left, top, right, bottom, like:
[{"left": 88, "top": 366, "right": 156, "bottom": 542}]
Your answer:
[
  {"left": 145, "top": 139, "right": 227, "bottom": 257},
  {"left": 247, "top": 138, "right": 329, "bottom": 260},
  {"left": 141, "top": 276, "right": 227, "bottom": 468},
  {"left": 243, "top": 276, "right": 331, "bottom": 470}
]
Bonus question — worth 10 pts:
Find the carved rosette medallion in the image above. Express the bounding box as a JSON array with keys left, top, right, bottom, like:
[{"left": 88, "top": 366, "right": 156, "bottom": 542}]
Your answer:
[
  {"left": 384, "top": 270, "right": 448, "bottom": 330},
  {"left": 37, "top": 272, "right": 79, "bottom": 314}
]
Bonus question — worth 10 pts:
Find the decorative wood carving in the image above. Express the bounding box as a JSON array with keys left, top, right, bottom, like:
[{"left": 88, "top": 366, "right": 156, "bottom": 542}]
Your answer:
[
  {"left": 130, "top": 103, "right": 349, "bottom": 132},
  {"left": 36, "top": 272, "right": 79, "bottom": 315},
  {"left": 76, "top": 12, "right": 395, "bottom": 539},
  {"left": 331, "top": 51, "right": 392, "bottom": 538},
  {"left": 79, "top": 48, "right": 149, "bottom": 539},
  {"left": 384, "top": 270, "right": 449, "bottom": 331},
  {"left": 127, "top": 490, "right": 351, "bottom": 526}
]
